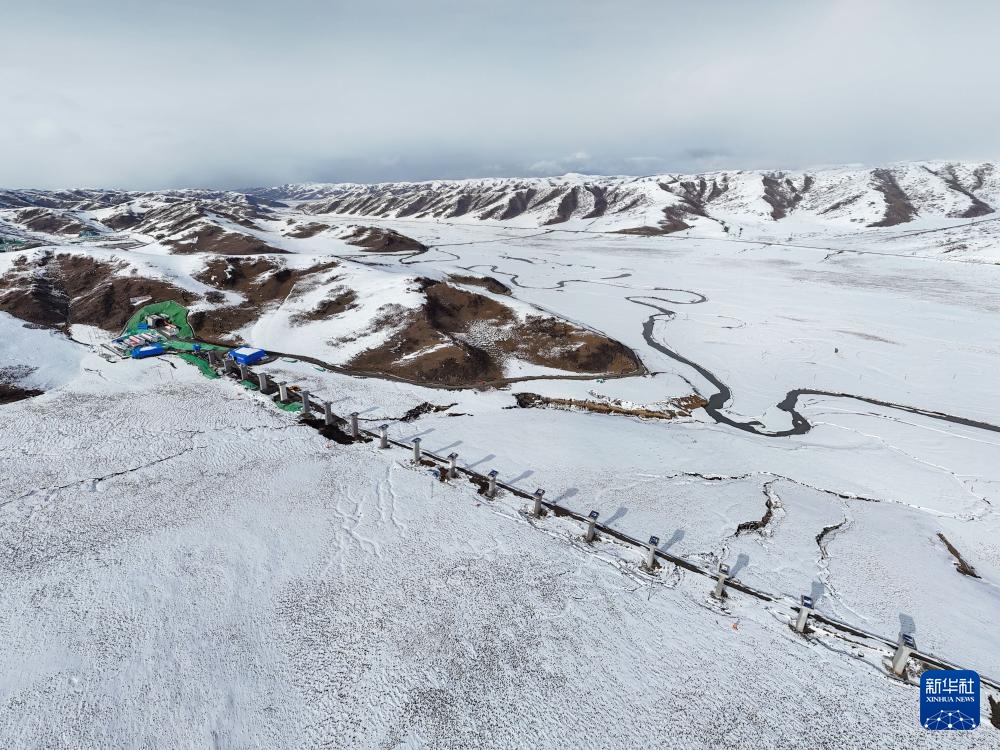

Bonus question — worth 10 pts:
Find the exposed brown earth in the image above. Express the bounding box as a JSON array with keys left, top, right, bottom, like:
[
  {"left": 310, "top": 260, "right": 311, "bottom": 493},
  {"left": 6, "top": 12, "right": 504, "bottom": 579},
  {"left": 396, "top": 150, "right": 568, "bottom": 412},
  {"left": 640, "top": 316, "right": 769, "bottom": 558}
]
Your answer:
[
  {"left": 928, "top": 165, "right": 994, "bottom": 218},
  {"left": 13, "top": 208, "right": 91, "bottom": 235},
  {"left": 187, "top": 305, "right": 260, "bottom": 341},
  {"left": 105, "top": 198, "right": 285, "bottom": 255},
  {"left": 300, "top": 180, "right": 641, "bottom": 225},
  {"left": 197, "top": 256, "right": 293, "bottom": 295},
  {"left": 616, "top": 176, "right": 734, "bottom": 235},
  {"left": 447, "top": 274, "right": 512, "bottom": 295},
  {"left": 583, "top": 185, "right": 609, "bottom": 219},
  {"left": 344, "top": 226, "right": 428, "bottom": 253},
  {"left": 737, "top": 509, "right": 771, "bottom": 536},
  {"left": 136, "top": 198, "right": 266, "bottom": 235},
  {"left": 0, "top": 382, "right": 44, "bottom": 404},
  {"left": 423, "top": 280, "right": 515, "bottom": 330},
  {"left": 815, "top": 519, "right": 847, "bottom": 557},
  {"left": 736, "top": 481, "right": 779, "bottom": 535},
  {"left": 617, "top": 205, "right": 693, "bottom": 235},
  {"left": 399, "top": 401, "right": 458, "bottom": 422},
  {"left": 297, "top": 412, "right": 362, "bottom": 444},
  {"left": 617, "top": 224, "right": 682, "bottom": 236},
  {"left": 0, "top": 252, "right": 198, "bottom": 332},
  {"left": 542, "top": 187, "right": 579, "bottom": 225},
  {"left": 350, "top": 299, "right": 503, "bottom": 385},
  {"left": 761, "top": 174, "right": 812, "bottom": 220},
  {"left": 491, "top": 189, "right": 538, "bottom": 221},
  {"left": 511, "top": 392, "right": 705, "bottom": 420},
  {"left": 289, "top": 290, "right": 359, "bottom": 324},
  {"left": 869, "top": 169, "right": 918, "bottom": 227},
  {"left": 0, "top": 365, "right": 44, "bottom": 404},
  {"left": 511, "top": 315, "right": 640, "bottom": 373},
  {"left": 937, "top": 532, "right": 980, "bottom": 578},
  {"left": 100, "top": 209, "right": 143, "bottom": 231},
  {"left": 0, "top": 188, "right": 131, "bottom": 211},
  {"left": 819, "top": 193, "right": 865, "bottom": 216},
  {"left": 166, "top": 225, "right": 287, "bottom": 255},
  {"left": 349, "top": 279, "right": 642, "bottom": 386},
  {"left": 285, "top": 222, "right": 330, "bottom": 238},
  {"left": 190, "top": 256, "right": 341, "bottom": 340}
]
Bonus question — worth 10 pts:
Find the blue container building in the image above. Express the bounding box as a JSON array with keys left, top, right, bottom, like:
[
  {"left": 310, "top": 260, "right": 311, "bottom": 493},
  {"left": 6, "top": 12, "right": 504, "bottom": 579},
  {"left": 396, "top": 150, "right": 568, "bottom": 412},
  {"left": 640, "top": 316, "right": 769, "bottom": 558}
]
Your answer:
[
  {"left": 229, "top": 346, "right": 266, "bottom": 365},
  {"left": 132, "top": 343, "right": 166, "bottom": 359}
]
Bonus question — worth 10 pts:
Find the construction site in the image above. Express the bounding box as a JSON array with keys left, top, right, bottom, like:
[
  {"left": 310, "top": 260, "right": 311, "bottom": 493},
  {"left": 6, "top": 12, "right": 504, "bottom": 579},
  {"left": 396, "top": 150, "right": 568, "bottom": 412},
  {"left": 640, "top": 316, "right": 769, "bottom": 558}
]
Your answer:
[{"left": 89, "top": 297, "right": 998, "bottom": 723}]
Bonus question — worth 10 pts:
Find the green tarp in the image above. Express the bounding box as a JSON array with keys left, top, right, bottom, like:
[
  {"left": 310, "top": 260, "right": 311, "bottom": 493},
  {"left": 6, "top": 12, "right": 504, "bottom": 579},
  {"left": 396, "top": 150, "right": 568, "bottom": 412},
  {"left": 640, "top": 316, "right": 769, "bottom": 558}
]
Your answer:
[
  {"left": 176, "top": 352, "right": 219, "bottom": 379},
  {"left": 163, "top": 340, "right": 226, "bottom": 352}
]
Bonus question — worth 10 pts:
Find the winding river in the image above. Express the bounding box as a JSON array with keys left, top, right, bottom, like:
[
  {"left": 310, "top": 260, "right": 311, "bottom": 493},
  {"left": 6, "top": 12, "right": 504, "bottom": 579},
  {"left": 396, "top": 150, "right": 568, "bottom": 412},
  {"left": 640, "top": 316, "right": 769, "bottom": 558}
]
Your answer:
[
  {"left": 627, "top": 296, "right": 1000, "bottom": 437},
  {"left": 457, "top": 259, "right": 1000, "bottom": 438}
]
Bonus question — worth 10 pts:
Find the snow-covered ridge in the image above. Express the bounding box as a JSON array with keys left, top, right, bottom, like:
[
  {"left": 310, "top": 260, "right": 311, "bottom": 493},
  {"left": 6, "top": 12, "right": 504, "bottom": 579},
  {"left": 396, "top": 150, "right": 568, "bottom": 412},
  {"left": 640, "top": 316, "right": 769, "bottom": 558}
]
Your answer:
[
  {"left": 250, "top": 161, "right": 1000, "bottom": 233},
  {"left": 4, "top": 161, "right": 998, "bottom": 237}
]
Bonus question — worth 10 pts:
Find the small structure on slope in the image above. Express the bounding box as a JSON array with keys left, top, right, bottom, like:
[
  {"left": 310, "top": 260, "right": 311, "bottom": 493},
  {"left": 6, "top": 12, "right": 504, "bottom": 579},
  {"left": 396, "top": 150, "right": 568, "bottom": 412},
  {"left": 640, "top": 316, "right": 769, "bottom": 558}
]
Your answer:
[
  {"left": 131, "top": 342, "right": 166, "bottom": 359},
  {"left": 228, "top": 346, "right": 266, "bottom": 366}
]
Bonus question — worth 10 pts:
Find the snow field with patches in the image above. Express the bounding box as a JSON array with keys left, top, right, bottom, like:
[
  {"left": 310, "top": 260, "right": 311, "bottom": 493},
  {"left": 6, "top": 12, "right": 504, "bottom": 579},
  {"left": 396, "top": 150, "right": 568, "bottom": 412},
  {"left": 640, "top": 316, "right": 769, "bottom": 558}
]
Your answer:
[
  {"left": 0, "top": 355, "right": 984, "bottom": 748},
  {"left": 257, "top": 357, "right": 1000, "bottom": 681},
  {"left": 247, "top": 218, "right": 1000, "bottom": 681},
  {"left": 3, "top": 174, "right": 1000, "bottom": 746},
  {"left": 0, "top": 312, "right": 83, "bottom": 392},
  {"left": 235, "top": 257, "right": 425, "bottom": 364}
]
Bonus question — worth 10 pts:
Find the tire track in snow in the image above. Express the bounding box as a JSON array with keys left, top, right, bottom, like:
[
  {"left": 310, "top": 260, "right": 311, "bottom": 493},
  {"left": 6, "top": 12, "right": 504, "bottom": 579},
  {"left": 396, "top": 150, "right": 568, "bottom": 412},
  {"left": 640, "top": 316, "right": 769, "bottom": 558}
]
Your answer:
[{"left": 379, "top": 462, "right": 407, "bottom": 534}]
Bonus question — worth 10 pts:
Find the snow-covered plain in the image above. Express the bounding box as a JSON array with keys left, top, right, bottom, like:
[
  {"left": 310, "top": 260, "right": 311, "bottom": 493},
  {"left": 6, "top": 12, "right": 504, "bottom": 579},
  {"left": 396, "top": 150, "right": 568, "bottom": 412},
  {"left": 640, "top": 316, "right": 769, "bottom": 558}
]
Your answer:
[
  {"left": 3, "top": 175, "right": 1000, "bottom": 745},
  {"left": 244, "top": 218, "right": 1000, "bottom": 682},
  {"left": 0, "top": 355, "right": 991, "bottom": 748}
]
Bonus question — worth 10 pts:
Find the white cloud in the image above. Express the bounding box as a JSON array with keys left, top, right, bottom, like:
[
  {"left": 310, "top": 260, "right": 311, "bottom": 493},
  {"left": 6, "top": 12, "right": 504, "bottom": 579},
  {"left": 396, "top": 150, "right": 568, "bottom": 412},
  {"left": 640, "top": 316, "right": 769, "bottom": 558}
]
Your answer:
[{"left": 2, "top": 0, "right": 999, "bottom": 188}]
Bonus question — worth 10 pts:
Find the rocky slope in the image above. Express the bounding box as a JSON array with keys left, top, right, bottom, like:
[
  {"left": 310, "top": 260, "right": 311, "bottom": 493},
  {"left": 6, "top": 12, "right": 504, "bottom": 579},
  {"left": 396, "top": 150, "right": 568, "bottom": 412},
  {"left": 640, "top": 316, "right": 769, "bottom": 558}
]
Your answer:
[{"left": 0, "top": 245, "right": 640, "bottom": 387}]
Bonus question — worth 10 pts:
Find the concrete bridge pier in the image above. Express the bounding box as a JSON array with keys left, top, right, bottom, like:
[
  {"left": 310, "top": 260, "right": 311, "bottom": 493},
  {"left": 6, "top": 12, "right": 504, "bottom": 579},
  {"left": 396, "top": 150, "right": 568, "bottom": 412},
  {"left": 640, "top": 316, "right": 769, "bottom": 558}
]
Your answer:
[
  {"left": 646, "top": 536, "right": 659, "bottom": 570},
  {"left": 891, "top": 633, "right": 916, "bottom": 677},
  {"left": 795, "top": 595, "right": 814, "bottom": 633},
  {"left": 532, "top": 488, "right": 545, "bottom": 517},
  {"left": 713, "top": 563, "right": 730, "bottom": 598}
]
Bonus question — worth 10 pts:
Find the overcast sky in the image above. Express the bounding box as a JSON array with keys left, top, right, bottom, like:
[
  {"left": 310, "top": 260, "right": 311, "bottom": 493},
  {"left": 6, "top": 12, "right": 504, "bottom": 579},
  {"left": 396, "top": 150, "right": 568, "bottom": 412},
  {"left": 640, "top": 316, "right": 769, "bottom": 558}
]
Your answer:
[{"left": 2, "top": 0, "right": 999, "bottom": 189}]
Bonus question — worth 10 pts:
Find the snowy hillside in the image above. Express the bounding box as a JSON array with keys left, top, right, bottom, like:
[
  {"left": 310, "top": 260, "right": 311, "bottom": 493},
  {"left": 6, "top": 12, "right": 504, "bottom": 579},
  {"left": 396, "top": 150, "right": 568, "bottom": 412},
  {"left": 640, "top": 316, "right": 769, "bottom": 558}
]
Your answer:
[
  {"left": 2, "top": 162, "right": 1000, "bottom": 745},
  {"left": 1, "top": 357, "right": 982, "bottom": 748},
  {"left": 252, "top": 161, "right": 1000, "bottom": 254},
  {"left": 4, "top": 161, "right": 1000, "bottom": 262}
]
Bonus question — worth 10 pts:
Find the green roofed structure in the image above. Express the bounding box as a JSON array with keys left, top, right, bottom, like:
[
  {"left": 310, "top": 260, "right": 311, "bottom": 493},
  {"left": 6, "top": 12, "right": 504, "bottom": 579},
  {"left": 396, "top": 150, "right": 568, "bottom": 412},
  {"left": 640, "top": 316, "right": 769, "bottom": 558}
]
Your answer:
[{"left": 123, "top": 300, "right": 195, "bottom": 339}]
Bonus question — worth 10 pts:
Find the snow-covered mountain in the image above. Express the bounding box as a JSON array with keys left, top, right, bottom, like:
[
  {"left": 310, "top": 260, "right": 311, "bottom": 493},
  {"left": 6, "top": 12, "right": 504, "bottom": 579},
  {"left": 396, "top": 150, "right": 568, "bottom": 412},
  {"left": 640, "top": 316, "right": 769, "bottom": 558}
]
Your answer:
[
  {"left": 4, "top": 161, "right": 998, "bottom": 238},
  {"left": 257, "top": 161, "right": 1000, "bottom": 234}
]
